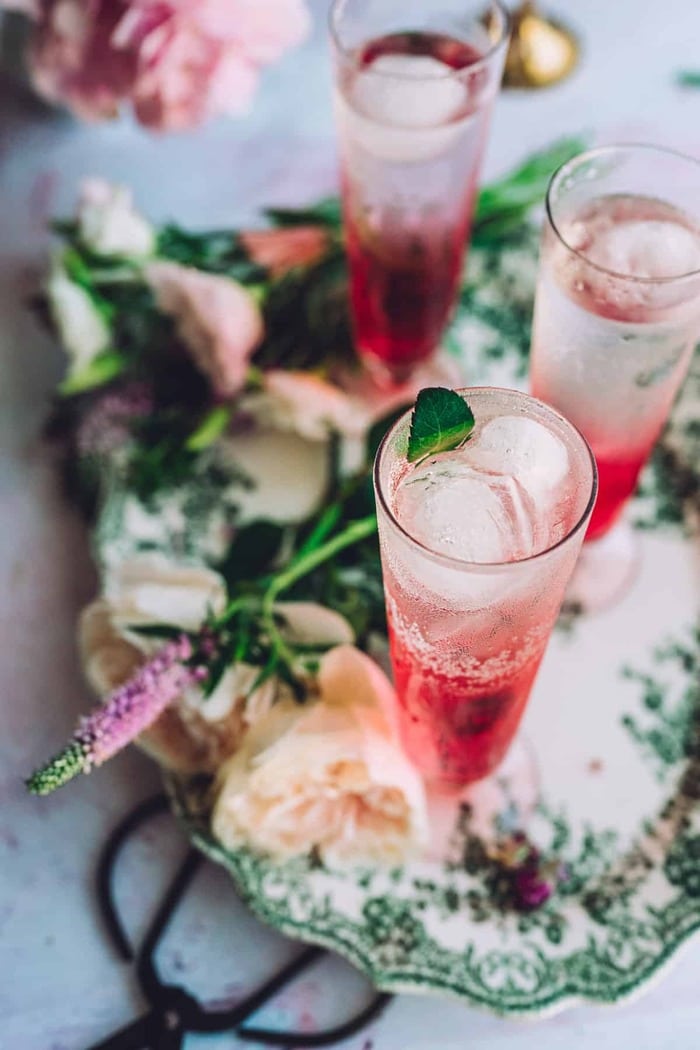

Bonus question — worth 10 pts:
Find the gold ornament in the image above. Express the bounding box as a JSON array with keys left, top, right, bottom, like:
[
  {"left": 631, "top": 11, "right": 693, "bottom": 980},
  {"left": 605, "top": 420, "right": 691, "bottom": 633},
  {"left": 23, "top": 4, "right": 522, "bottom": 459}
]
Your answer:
[{"left": 502, "top": 2, "right": 579, "bottom": 89}]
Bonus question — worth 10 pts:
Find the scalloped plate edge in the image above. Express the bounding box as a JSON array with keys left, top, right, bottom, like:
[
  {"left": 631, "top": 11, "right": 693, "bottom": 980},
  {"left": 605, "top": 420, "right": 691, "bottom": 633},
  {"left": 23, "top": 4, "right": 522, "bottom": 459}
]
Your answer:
[{"left": 173, "top": 808, "right": 700, "bottom": 1021}]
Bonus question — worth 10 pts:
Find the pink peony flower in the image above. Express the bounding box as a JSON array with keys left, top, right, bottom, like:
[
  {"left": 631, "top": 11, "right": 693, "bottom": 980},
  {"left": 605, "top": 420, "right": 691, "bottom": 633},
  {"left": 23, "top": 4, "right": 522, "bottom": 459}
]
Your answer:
[
  {"left": 8, "top": 0, "right": 310, "bottom": 130},
  {"left": 113, "top": 0, "right": 311, "bottom": 130},
  {"left": 241, "top": 225, "right": 329, "bottom": 278},
  {"left": 27, "top": 1, "right": 138, "bottom": 121},
  {"left": 2, "top": 0, "right": 40, "bottom": 15},
  {"left": 145, "top": 261, "right": 263, "bottom": 398}
]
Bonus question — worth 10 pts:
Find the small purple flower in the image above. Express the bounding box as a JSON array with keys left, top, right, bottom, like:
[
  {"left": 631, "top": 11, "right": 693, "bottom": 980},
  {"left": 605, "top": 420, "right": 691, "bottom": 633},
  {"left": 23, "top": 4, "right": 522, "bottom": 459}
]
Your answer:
[
  {"left": 76, "top": 384, "right": 153, "bottom": 458},
  {"left": 513, "top": 866, "right": 554, "bottom": 910},
  {"left": 27, "top": 635, "right": 199, "bottom": 795}
]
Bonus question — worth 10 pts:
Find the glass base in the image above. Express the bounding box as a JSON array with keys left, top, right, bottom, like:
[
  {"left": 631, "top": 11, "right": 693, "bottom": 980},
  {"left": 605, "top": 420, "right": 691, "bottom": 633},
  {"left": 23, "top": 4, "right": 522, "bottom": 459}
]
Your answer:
[
  {"left": 345, "top": 348, "right": 464, "bottom": 408},
  {"left": 360, "top": 350, "right": 434, "bottom": 389},
  {"left": 424, "top": 737, "right": 540, "bottom": 861},
  {"left": 565, "top": 519, "right": 641, "bottom": 614}
]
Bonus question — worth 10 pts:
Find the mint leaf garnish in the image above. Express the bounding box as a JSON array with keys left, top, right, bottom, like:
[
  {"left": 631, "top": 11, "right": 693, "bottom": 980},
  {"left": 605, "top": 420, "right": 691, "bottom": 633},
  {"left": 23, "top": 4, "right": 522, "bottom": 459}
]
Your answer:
[{"left": 407, "top": 387, "right": 474, "bottom": 463}]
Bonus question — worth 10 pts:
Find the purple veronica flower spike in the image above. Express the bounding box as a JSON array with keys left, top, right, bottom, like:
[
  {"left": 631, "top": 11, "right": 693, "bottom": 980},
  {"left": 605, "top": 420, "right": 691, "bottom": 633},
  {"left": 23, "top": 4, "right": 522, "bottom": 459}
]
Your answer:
[
  {"left": 27, "top": 635, "right": 202, "bottom": 796},
  {"left": 76, "top": 384, "right": 154, "bottom": 457}
]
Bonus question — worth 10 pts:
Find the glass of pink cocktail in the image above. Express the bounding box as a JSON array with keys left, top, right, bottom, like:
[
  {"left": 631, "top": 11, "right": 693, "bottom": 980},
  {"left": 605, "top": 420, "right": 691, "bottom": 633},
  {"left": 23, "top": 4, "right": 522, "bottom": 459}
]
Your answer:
[
  {"left": 330, "top": 0, "right": 510, "bottom": 384},
  {"left": 531, "top": 145, "right": 700, "bottom": 606},
  {"left": 374, "top": 388, "right": 597, "bottom": 787}
]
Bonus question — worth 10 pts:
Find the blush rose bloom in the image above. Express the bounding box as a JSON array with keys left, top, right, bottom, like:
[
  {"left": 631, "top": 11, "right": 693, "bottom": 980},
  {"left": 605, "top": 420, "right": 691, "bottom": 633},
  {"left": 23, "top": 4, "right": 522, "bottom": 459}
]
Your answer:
[
  {"left": 247, "top": 370, "right": 370, "bottom": 443},
  {"left": 240, "top": 226, "right": 329, "bottom": 278},
  {"left": 212, "top": 645, "right": 429, "bottom": 867},
  {"left": 9, "top": 0, "right": 310, "bottom": 130},
  {"left": 145, "top": 261, "right": 263, "bottom": 398}
]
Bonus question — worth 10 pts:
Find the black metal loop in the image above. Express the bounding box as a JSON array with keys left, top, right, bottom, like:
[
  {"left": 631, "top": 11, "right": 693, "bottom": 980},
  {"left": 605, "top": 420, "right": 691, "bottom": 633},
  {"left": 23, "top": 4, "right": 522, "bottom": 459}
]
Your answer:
[
  {"left": 136, "top": 849, "right": 204, "bottom": 1007},
  {"left": 92, "top": 794, "right": 394, "bottom": 1047},
  {"left": 96, "top": 793, "right": 170, "bottom": 961}
]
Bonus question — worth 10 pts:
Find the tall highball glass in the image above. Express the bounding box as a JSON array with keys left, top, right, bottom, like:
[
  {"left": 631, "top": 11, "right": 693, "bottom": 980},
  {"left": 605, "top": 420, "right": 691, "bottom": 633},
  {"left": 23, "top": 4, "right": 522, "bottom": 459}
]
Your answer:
[
  {"left": 374, "top": 387, "right": 597, "bottom": 787},
  {"left": 331, "top": 0, "right": 510, "bottom": 384},
  {"left": 531, "top": 145, "right": 700, "bottom": 605}
]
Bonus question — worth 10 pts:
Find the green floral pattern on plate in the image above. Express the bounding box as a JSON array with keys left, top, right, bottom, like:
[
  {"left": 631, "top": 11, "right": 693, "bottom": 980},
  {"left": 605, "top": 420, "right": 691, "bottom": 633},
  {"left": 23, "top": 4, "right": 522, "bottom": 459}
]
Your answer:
[{"left": 98, "top": 228, "right": 700, "bottom": 1018}]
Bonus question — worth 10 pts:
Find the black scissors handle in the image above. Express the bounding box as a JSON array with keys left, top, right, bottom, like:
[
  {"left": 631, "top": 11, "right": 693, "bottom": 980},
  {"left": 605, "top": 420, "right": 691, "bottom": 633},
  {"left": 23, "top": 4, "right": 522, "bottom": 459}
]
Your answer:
[
  {"left": 92, "top": 793, "right": 394, "bottom": 1048},
  {"left": 86, "top": 983, "right": 201, "bottom": 1050},
  {"left": 86, "top": 1013, "right": 171, "bottom": 1050},
  {"left": 85, "top": 1015, "right": 152, "bottom": 1050}
]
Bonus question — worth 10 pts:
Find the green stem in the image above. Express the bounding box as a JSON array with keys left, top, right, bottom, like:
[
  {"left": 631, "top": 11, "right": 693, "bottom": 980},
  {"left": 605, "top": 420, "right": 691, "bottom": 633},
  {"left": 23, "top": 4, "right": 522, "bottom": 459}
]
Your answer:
[
  {"left": 294, "top": 502, "right": 342, "bottom": 561},
  {"left": 185, "top": 404, "right": 233, "bottom": 451},
  {"left": 218, "top": 595, "right": 258, "bottom": 624},
  {"left": 247, "top": 283, "right": 269, "bottom": 307},
  {"left": 263, "top": 514, "right": 377, "bottom": 614},
  {"left": 89, "top": 266, "right": 142, "bottom": 285},
  {"left": 245, "top": 364, "right": 265, "bottom": 390},
  {"left": 264, "top": 609, "right": 300, "bottom": 671}
]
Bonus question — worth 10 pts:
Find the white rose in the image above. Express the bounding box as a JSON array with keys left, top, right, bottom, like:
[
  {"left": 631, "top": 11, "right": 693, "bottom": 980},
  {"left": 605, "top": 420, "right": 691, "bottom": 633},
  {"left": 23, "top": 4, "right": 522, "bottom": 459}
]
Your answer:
[
  {"left": 212, "top": 645, "right": 428, "bottom": 867},
  {"left": 47, "top": 259, "right": 110, "bottom": 375},
  {"left": 103, "top": 555, "right": 227, "bottom": 642},
  {"left": 78, "top": 178, "right": 155, "bottom": 258},
  {"left": 79, "top": 556, "right": 354, "bottom": 773}
]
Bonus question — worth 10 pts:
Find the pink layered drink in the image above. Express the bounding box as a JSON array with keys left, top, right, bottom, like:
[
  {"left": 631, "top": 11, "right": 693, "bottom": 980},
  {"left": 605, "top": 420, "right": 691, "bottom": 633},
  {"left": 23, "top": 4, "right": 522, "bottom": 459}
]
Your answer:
[
  {"left": 374, "top": 388, "right": 596, "bottom": 786},
  {"left": 331, "top": 3, "right": 509, "bottom": 383},
  {"left": 532, "top": 149, "right": 700, "bottom": 541}
]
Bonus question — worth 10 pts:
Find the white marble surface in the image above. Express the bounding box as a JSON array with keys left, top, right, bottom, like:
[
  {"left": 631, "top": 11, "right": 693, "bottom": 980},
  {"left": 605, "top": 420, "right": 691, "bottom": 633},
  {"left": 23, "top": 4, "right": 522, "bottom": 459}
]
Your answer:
[{"left": 1, "top": 1, "right": 699, "bottom": 1047}]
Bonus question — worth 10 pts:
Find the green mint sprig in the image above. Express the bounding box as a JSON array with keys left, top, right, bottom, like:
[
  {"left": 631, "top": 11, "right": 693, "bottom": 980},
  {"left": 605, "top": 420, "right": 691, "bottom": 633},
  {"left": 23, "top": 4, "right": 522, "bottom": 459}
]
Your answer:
[{"left": 407, "top": 387, "right": 475, "bottom": 463}]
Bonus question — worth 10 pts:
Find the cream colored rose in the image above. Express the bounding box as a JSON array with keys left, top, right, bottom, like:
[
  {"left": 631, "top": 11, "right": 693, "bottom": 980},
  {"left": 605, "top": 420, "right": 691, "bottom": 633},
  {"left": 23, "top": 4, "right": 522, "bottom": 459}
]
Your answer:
[
  {"left": 47, "top": 258, "right": 110, "bottom": 377},
  {"left": 79, "top": 555, "right": 353, "bottom": 774},
  {"left": 78, "top": 179, "right": 156, "bottom": 258},
  {"left": 239, "top": 356, "right": 465, "bottom": 477},
  {"left": 212, "top": 645, "right": 428, "bottom": 867},
  {"left": 244, "top": 370, "right": 370, "bottom": 443}
]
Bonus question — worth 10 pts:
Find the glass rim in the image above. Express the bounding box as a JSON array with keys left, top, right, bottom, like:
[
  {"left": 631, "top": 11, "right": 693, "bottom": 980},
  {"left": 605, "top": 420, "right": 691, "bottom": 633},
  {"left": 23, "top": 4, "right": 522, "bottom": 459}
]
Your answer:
[
  {"left": 546, "top": 143, "right": 700, "bottom": 284},
  {"left": 328, "top": 0, "right": 511, "bottom": 82},
  {"left": 373, "top": 386, "right": 598, "bottom": 573}
]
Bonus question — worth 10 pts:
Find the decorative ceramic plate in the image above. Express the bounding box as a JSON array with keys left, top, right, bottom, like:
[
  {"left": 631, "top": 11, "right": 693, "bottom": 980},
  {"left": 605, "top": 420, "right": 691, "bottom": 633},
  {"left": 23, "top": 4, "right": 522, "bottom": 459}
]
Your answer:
[{"left": 103, "top": 228, "right": 700, "bottom": 1018}]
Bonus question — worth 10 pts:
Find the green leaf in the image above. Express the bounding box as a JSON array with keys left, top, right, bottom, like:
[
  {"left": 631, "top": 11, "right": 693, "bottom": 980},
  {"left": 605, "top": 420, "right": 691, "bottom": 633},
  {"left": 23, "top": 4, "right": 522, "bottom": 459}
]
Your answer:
[
  {"left": 58, "top": 352, "right": 126, "bottom": 396},
  {"left": 677, "top": 70, "right": 700, "bottom": 88},
  {"left": 156, "top": 224, "right": 266, "bottom": 281},
  {"left": 473, "top": 136, "right": 587, "bottom": 239},
  {"left": 265, "top": 198, "right": 343, "bottom": 230},
  {"left": 203, "top": 648, "right": 233, "bottom": 699},
  {"left": 62, "top": 246, "right": 95, "bottom": 290},
  {"left": 185, "top": 404, "right": 233, "bottom": 451},
  {"left": 218, "top": 520, "right": 285, "bottom": 590},
  {"left": 407, "top": 387, "right": 474, "bottom": 463},
  {"left": 127, "top": 623, "right": 185, "bottom": 640}
]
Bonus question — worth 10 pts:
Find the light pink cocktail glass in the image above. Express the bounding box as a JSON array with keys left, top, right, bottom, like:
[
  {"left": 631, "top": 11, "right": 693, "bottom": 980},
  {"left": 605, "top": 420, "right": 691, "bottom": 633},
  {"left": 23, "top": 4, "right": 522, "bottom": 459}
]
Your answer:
[
  {"left": 374, "top": 388, "right": 597, "bottom": 787},
  {"left": 531, "top": 145, "right": 700, "bottom": 605},
  {"left": 330, "top": 0, "right": 509, "bottom": 384}
]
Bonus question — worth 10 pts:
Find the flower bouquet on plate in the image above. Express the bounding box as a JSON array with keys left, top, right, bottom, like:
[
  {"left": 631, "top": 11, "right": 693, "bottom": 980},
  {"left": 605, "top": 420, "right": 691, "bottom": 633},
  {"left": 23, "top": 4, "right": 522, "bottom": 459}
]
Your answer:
[{"left": 27, "top": 140, "right": 582, "bottom": 870}]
